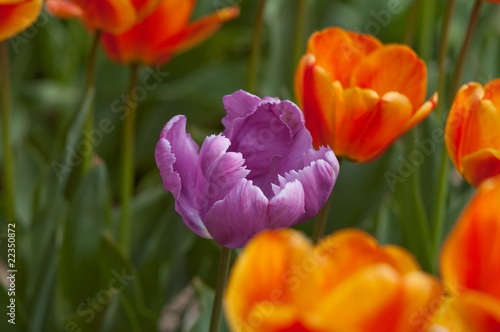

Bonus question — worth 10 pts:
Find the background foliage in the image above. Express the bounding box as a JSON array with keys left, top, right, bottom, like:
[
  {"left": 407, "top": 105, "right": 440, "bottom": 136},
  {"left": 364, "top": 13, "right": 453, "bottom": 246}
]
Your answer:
[{"left": 0, "top": 0, "right": 499, "bottom": 331}]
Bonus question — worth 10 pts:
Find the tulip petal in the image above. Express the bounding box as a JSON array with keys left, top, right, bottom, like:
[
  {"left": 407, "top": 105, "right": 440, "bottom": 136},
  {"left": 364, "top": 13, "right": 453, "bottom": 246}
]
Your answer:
[
  {"left": 461, "top": 100, "right": 500, "bottom": 162},
  {"left": 155, "top": 115, "right": 209, "bottom": 238},
  {"left": 484, "top": 78, "right": 500, "bottom": 111},
  {"left": 204, "top": 179, "right": 268, "bottom": 248},
  {"left": 351, "top": 91, "right": 414, "bottom": 162},
  {"left": 336, "top": 87, "right": 380, "bottom": 161},
  {"left": 46, "top": 0, "right": 83, "bottom": 18},
  {"left": 280, "top": 158, "right": 336, "bottom": 221},
  {"left": 156, "top": 6, "right": 240, "bottom": 62},
  {"left": 195, "top": 134, "right": 249, "bottom": 216},
  {"left": 294, "top": 54, "right": 336, "bottom": 149},
  {"left": 225, "top": 229, "right": 314, "bottom": 331},
  {"left": 73, "top": 0, "right": 136, "bottom": 34},
  {"left": 268, "top": 180, "right": 305, "bottom": 228},
  {"left": 452, "top": 291, "right": 500, "bottom": 331},
  {"left": 462, "top": 149, "right": 500, "bottom": 187},
  {"left": 401, "top": 92, "right": 437, "bottom": 133},
  {"left": 222, "top": 90, "right": 275, "bottom": 138},
  {"left": 445, "top": 82, "right": 485, "bottom": 171},
  {"left": 351, "top": 44, "right": 427, "bottom": 111},
  {"left": 308, "top": 264, "right": 402, "bottom": 331},
  {"left": 0, "top": 0, "right": 42, "bottom": 41},
  {"left": 306, "top": 27, "right": 382, "bottom": 88},
  {"left": 441, "top": 176, "right": 500, "bottom": 298}
]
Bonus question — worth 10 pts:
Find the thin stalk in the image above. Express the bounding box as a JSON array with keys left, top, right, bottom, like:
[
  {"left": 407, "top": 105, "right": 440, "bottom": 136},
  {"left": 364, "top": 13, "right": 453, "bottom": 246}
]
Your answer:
[
  {"left": 0, "top": 41, "right": 15, "bottom": 223},
  {"left": 418, "top": 0, "right": 435, "bottom": 61},
  {"left": 293, "top": 0, "right": 308, "bottom": 68},
  {"left": 119, "top": 64, "right": 139, "bottom": 253},
  {"left": 436, "top": 0, "right": 456, "bottom": 118},
  {"left": 403, "top": 0, "right": 423, "bottom": 46},
  {"left": 432, "top": 144, "right": 449, "bottom": 270},
  {"left": 246, "top": 0, "right": 267, "bottom": 94},
  {"left": 81, "top": 30, "right": 101, "bottom": 174},
  {"left": 409, "top": 129, "right": 432, "bottom": 272},
  {"left": 451, "top": 0, "right": 482, "bottom": 95},
  {"left": 209, "top": 246, "right": 232, "bottom": 332}
]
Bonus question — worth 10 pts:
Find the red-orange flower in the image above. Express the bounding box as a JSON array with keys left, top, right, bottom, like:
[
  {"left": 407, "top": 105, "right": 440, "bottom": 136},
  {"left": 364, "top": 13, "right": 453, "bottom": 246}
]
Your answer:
[
  {"left": 46, "top": 0, "right": 162, "bottom": 34},
  {"left": 430, "top": 175, "right": 500, "bottom": 331},
  {"left": 295, "top": 27, "right": 437, "bottom": 162},
  {"left": 0, "top": 0, "right": 42, "bottom": 41},
  {"left": 445, "top": 80, "right": 500, "bottom": 187},
  {"left": 100, "top": 0, "right": 239, "bottom": 66},
  {"left": 225, "top": 229, "right": 442, "bottom": 332}
]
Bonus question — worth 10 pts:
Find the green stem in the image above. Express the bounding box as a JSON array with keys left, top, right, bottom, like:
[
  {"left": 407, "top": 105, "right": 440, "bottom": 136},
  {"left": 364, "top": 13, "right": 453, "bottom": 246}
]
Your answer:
[
  {"left": 293, "top": 0, "right": 308, "bottom": 68},
  {"left": 81, "top": 30, "right": 101, "bottom": 174},
  {"left": 436, "top": 0, "right": 456, "bottom": 119},
  {"left": 246, "top": 0, "right": 267, "bottom": 94},
  {"left": 403, "top": 0, "right": 422, "bottom": 46},
  {"left": 417, "top": 0, "right": 435, "bottom": 61},
  {"left": 451, "top": 0, "right": 482, "bottom": 95},
  {"left": 0, "top": 41, "right": 15, "bottom": 223},
  {"left": 209, "top": 246, "right": 232, "bottom": 332},
  {"left": 120, "top": 64, "right": 139, "bottom": 253},
  {"left": 432, "top": 144, "right": 449, "bottom": 270},
  {"left": 409, "top": 129, "right": 432, "bottom": 272}
]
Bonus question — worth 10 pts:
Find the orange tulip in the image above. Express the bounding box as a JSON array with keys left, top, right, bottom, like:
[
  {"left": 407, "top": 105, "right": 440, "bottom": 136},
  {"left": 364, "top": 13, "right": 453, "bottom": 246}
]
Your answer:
[
  {"left": 100, "top": 0, "right": 239, "bottom": 66},
  {"left": 445, "top": 79, "right": 500, "bottom": 187},
  {"left": 429, "top": 175, "right": 500, "bottom": 331},
  {"left": 295, "top": 27, "right": 437, "bottom": 162},
  {"left": 45, "top": 0, "right": 162, "bottom": 34},
  {"left": 225, "top": 229, "right": 442, "bottom": 332},
  {"left": 0, "top": 0, "right": 42, "bottom": 41}
]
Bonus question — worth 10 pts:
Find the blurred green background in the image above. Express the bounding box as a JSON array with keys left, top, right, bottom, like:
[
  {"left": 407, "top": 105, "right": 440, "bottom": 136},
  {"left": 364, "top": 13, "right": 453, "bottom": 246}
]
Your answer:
[{"left": 0, "top": 0, "right": 499, "bottom": 331}]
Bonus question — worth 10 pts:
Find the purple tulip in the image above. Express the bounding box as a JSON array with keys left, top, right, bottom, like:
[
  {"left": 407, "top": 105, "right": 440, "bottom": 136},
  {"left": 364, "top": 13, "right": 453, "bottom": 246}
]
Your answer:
[{"left": 155, "top": 90, "right": 340, "bottom": 248}]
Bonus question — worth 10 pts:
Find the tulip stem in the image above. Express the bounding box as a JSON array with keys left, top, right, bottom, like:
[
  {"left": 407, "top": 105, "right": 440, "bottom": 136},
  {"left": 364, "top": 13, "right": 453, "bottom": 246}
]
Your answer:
[
  {"left": 432, "top": 145, "right": 449, "bottom": 271},
  {"left": 209, "top": 246, "right": 232, "bottom": 332},
  {"left": 451, "top": 0, "right": 482, "bottom": 95},
  {"left": 403, "top": 0, "right": 422, "bottom": 46},
  {"left": 293, "top": 0, "right": 308, "bottom": 68},
  {"left": 436, "top": 0, "right": 456, "bottom": 118},
  {"left": 0, "top": 41, "right": 15, "bottom": 224},
  {"left": 246, "top": 0, "right": 267, "bottom": 94},
  {"left": 81, "top": 30, "right": 101, "bottom": 174},
  {"left": 120, "top": 63, "right": 139, "bottom": 253}
]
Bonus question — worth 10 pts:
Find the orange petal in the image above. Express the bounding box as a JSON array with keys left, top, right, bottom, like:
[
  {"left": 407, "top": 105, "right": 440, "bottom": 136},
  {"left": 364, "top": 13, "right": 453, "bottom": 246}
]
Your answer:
[
  {"left": 294, "top": 54, "right": 336, "bottom": 149},
  {"left": 308, "top": 264, "right": 403, "bottom": 332},
  {"left": 130, "top": 0, "right": 165, "bottom": 21},
  {"left": 440, "top": 175, "right": 500, "bottom": 298},
  {"left": 306, "top": 27, "right": 382, "bottom": 88},
  {"left": 484, "top": 78, "right": 500, "bottom": 111},
  {"left": 400, "top": 92, "right": 437, "bottom": 134},
  {"left": 224, "top": 229, "right": 316, "bottom": 332},
  {"left": 396, "top": 272, "right": 442, "bottom": 332},
  {"left": 0, "top": 0, "right": 42, "bottom": 41},
  {"left": 462, "top": 149, "right": 500, "bottom": 187},
  {"left": 160, "top": 6, "right": 240, "bottom": 60},
  {"left": 350, "top": 44, "right": 427, "bottom": 111},
  {"left": 452, "top": 291, "right": 500, "bottom": 331},
  {"left": 445, "top": 82, "right": 485, "bottom": 172},
  {"left": 73, "top": 0, "right": 136, "bottom": 34},
  {"left": 334, "top": 87, "right": 380, "bottom": 161},
  {"left": 45, "top": 0, "right": 82, "bottom": 18},
  {"left": 350, "top": 91, "right": 414, "bottom": 162}
]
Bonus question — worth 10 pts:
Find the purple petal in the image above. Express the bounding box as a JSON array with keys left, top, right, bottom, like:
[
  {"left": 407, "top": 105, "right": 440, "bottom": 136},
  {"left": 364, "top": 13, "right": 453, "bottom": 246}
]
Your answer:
[
  {"left": 268, "top": 180, "right": 305, "bottom": 228},
  {"left": 194, "top": 135, "right": 249, "bottom": 217},
  {"left": 155, "top": 115, "right": 209, "bottom": 238},
  {"left": 280, "top": 149, "right": 339, "bottom": 221},
  {"left": 221, "top": 90, "right": 278, "bottom": 139},
  {"left": 204, "top": 179, "right": 269, "bottom": 248}
]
